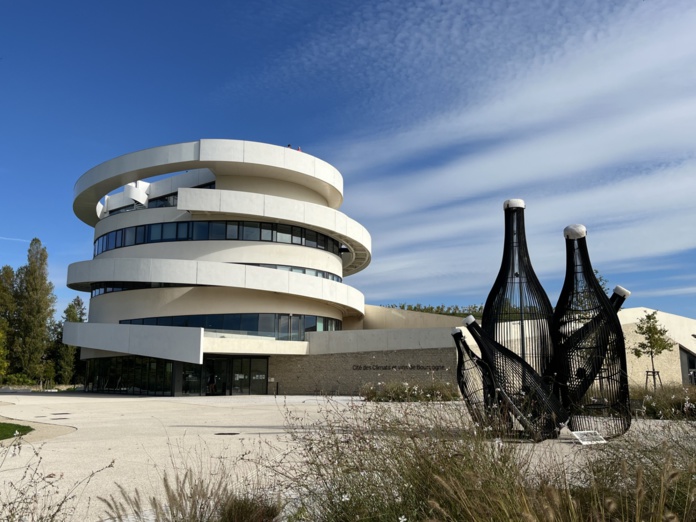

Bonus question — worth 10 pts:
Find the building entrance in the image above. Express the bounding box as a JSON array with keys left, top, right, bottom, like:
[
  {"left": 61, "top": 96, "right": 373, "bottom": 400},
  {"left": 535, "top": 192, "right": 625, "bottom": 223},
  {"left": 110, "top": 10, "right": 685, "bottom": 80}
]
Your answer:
[{"left": 200, "top": 355, "right": 269, "bottom": 396}]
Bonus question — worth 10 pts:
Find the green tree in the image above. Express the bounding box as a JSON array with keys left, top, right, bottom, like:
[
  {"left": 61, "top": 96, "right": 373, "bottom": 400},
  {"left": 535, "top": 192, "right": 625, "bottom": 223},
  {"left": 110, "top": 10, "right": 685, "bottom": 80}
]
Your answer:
[
  {"left": 0, "top": 266, "right": 15, "bottom": 381},
  {"left": 50, "top": 296, "right": 86, "bottom": 385},
  {"left": 0, "top": 330, "right": 9, "bottom": 382},
  {"left": 10, "top": 239, "right": 56, "bottom": 382},
  {"left": 632, "top": 310, "right": 672, "bottom": 391}
]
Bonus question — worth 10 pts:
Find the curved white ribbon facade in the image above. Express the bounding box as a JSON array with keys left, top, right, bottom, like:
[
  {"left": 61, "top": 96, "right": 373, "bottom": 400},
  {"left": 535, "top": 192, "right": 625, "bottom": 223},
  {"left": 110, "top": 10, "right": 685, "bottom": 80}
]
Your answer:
[{"left": 64, "top": 140, "right": 371, "bottom": 366}]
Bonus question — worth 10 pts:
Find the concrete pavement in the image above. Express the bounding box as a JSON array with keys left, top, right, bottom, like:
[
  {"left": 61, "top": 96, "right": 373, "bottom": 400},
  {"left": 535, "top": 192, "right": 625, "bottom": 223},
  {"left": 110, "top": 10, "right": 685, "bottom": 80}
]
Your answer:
[{"left": 0, "top": 392, "right": 345, "bottom": 521}]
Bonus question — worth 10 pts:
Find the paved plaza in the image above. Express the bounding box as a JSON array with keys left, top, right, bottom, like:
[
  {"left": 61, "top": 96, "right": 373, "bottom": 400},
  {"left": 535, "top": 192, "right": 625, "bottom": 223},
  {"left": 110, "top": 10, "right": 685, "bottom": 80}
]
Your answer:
[{"left": 0, "top": 392, "right": 342, "bottom": 520}]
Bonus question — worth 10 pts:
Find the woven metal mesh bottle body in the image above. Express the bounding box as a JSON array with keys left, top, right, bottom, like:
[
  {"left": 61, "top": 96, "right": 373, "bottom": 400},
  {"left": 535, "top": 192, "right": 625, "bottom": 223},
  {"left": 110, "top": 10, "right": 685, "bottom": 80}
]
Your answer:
[
  {"left": 550, "top": 231, "right": 631, "bottom": 438},
  {"left": 482, "top": 203, "right": 554, "bottom": 377},
  {"left": 464, "top": 318, "right": 569, "bottom": 441},
  {"left": 452, "top": 329, "right": 495, "bottom": 426}
]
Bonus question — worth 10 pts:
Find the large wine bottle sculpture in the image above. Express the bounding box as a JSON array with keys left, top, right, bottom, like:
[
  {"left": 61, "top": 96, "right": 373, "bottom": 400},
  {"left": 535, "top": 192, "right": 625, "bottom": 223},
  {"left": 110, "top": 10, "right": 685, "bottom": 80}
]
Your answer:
[
  {"left": 549, "top": 225, "right": 631, "bottom": 438},
  {"left": 482, "top": 199, "right": 554, "bottom": 377}
]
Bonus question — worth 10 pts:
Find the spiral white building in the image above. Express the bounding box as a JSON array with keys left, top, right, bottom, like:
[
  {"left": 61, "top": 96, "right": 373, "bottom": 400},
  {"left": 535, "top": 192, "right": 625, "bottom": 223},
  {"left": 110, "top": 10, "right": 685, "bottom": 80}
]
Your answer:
[{"left": 63, "top": 139, "right": 371, "bottom": 395}]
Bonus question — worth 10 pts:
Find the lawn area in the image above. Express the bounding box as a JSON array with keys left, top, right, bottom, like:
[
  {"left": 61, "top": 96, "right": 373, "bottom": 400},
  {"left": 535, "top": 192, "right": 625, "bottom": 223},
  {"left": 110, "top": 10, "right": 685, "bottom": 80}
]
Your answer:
[{"left": 0, "top": 422, "right": 32, "bottom": 440}]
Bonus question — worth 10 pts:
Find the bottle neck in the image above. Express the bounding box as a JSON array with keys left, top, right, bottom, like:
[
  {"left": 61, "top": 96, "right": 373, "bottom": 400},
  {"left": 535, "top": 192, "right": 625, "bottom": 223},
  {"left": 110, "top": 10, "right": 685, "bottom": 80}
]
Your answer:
[{"left": 502, "top": 208, "right": 529, "bottom": 266}]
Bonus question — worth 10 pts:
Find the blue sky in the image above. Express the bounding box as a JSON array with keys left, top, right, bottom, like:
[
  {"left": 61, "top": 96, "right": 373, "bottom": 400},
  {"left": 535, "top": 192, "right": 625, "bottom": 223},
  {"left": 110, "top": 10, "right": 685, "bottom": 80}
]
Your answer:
[{"left": 1, "top": 0, "right": 695, "bottom": 319}]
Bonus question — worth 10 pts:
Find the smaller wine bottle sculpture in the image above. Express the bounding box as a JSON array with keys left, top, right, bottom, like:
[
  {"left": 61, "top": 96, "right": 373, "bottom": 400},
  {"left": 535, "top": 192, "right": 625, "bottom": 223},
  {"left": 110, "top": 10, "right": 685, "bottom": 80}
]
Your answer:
[
  {"left": 549, "top": 225, "right": 631, "bottom": 438},
  {"left": 482, "top": 199, "right": 554, "bottom": 377},
  {"left": 451, "top": 328, "right": 495, "bottom": 426},
  {"left": 464, "top": 316, "right": 569, "bottom": 441}
]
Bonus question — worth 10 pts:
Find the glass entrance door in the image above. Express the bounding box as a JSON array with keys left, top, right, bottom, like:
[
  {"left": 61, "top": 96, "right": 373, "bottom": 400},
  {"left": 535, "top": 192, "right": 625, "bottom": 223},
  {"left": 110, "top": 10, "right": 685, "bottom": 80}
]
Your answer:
[
  {"left": 232, "top": 358, "right": 250, "bottom": 395},
  {"left": 199, "top": 356, "right": 268, "bottom": 395}
]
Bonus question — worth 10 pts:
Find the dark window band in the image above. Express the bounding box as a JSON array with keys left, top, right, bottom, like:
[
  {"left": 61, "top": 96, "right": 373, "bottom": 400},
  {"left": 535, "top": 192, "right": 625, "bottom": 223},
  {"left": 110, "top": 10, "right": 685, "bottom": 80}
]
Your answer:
[
  {"left": 90, "top": 264, "right": 342, "bottom": 298},
  {"left": 119, "top": 313, "right": 341, "bottom": 341},
  {"left": 94, "top": 220, "right": 342, "bottom": 257},
  {"left": 90, "top": 282, "right": 190, "bottom": 298}
]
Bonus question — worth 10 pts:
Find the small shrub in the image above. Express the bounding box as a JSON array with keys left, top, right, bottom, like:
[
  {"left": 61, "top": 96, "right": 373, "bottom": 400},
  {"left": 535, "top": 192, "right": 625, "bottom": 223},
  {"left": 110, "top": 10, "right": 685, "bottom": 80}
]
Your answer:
[
  {"left": 2, "top": 374, "right": 35, "bottom": 386},
  {"left": 219, "top": 492, "right": 280, "bottom": 522},
  {"left": 360, "top": 380, "right": 459, "bottom": 402},
  {"left": 630, "top": 384, "right": 696, "bottom": 419}
]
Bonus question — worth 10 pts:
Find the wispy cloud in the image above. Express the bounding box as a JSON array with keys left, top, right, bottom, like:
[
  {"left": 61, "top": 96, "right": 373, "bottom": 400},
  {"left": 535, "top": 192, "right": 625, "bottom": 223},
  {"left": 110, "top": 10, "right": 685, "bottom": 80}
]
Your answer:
[
  {"left": 0, "top": 236, "right": 30, "bottom": 243},
  {"left": 312, "top": 0, "right": 696, "bottom": 310}
]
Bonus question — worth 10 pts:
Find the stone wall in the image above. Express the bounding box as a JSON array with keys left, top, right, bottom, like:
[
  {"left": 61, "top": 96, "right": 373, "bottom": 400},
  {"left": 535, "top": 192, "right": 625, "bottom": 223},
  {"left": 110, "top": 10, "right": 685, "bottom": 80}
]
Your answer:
[{"left": 269, "top": 347, "right": 457, "bottom": 396}]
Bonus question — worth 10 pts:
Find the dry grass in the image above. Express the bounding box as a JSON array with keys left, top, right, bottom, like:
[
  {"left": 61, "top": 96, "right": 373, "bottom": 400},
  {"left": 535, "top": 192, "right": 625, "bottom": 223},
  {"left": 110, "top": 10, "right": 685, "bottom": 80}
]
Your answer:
[
  {"left": 269, "top": 398, "right": 696, "bottom": 521},
  {"left": 100, "top": 439, "right": 281, "bottom": 522}
]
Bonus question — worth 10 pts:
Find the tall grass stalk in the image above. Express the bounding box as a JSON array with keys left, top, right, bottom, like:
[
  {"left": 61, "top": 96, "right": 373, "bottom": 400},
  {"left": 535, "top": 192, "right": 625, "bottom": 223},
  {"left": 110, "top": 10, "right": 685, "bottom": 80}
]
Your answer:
[{"left": 100, "top": 438, "right": 281, "bottom": 522}]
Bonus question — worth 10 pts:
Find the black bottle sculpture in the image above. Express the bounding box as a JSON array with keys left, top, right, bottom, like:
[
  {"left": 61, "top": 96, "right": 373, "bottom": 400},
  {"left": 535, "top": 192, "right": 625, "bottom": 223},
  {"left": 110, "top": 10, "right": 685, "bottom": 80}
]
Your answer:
[
  {"left": 482, "top": 199, "right": 554, "bottom": 377},
  {"left": 451, "top": 328, "right": 495, "bottom": 426},
  {"left": 549, "top": 225, "right": 631, "bottom": 438},
  {"left": 463, "top": 316, "right": 568, "bottom": 441}
]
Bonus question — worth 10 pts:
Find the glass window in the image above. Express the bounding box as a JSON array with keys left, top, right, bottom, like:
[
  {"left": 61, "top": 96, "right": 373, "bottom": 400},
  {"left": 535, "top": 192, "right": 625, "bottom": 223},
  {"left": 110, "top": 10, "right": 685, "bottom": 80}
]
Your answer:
[
  {"left": 277, "top": 315, "right": 290, "bottom": 341},
  {"left": 209, "top": 222, "right": 226, "bottom": 240},
  {"left": 135, "top": 225, "right": 146, "bottom": 244},
  {"left": 261, "top": 223, "right": 273, "bottom": 241},
  {"left": 124, "top": 227, "right": 136, "bottom": 246},
  {"left": 290, "top": 315, "right": 301, "bottom": 341},
  {"left": 276, "top": 224, "right": 291, "bottom": 243},
  {"left": 223, "top": 314, "right": 241, "bottom": 332},
  {"left": 157, "top": 316, "right": 173, "bottom": 326},
  {"left": 258, "top": 314, "right": 275, "bottom": 337},
  {"left": 242, "top": 222, "right": 260, "bottom": 241},
  {"left": 205, "top": 314, "right": 225, "bottom": 329},
  {"left": 143, "top": 317, "right": 157, "bottom": 326},
  {"left": 240, "top": 314, "right": 259, "bottom": 334},
  {"left": 226, "top": 222, "right": 239, "bottom": 240},
  {"left": 317, "top": 234, "right": 326, "bottom": 250},
  {"left": 187, "top": 315, "right": 205, "bottom": 328},
  {"left": 177, "top": 222, "right": 189, "bottom": 240},
  {"left": 172, "top": 316, "right": 187, "bottom": 327},
  {"left": 192, "top": 222, "right": 209, "bottom": 240},
  {"left": 115, "top": 229, "right": 123, "bottom": 248},
  {"left": 305, "top": 316, "right": 317, "bottom": 332},
  {"left": 107, "top": 231, "right": 116, "bottom": 251},
  {"left": 305, "top": 230, "right": 317, "bottom": 248},
  {"left": 306, "top": 268, "right": 317, "bottom": 277},
  {"left": 162, "top": 223, "right": 177, "bottom": 241},
  {"left": 148, "top": 223, "right": 162, "bottom": 242},
  {"left": 292, "top": 226, "right": 303, "bottom": 245},
  {"left": 316, "top": 316, "right": 324, "bottom": 332}
]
